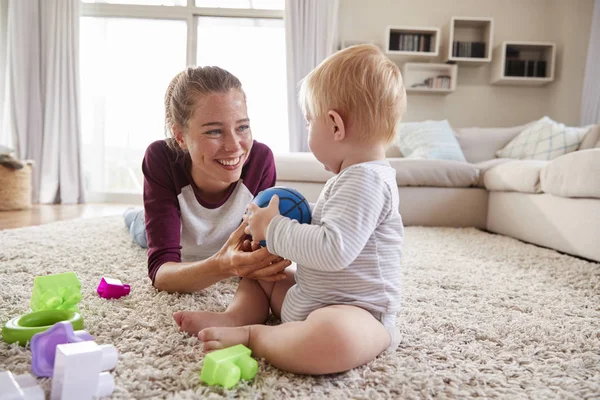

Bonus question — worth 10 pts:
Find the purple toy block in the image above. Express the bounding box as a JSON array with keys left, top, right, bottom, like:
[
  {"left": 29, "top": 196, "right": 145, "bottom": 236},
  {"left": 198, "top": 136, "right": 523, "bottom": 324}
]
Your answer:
[
  {"left": 30, "top": 321, "right": 94, "bottom": 377},
  {"left": 97, "top": 277, "right": 130, "bottom": 299}
]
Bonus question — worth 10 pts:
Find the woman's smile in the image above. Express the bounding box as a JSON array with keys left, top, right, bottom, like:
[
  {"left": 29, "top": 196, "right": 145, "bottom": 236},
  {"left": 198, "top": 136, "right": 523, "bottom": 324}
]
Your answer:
[{"left": 216, "top": 155, "right": 243, "bottom": 170}]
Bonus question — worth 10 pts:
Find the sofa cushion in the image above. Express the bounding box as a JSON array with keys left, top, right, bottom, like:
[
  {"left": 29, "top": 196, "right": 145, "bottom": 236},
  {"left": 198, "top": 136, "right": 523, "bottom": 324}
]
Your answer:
[
  {"left": 274, "top": 152, "right": 334, "bottom": 182},
  {"left": 396, "top": 120, "right": 466, "bottom": 161},
  {"left": 540, "top": 149, "right": 600, "bottom": 199},
  {"left": 387, "top": 158, "right": 479, "bottom": 187},
  {"left": 578, "top": 124, "right": 600, "bottom": 150},
  {"left": 455, "top": 123, "right": 532, "bottom": 163},
  {"left": 496, "top": 116, "right": 590, "bottom": 160},
  {"left": 473, "top": 158, "right": 513, "bottom": 187},
  {"left": 483, "top": 160, "right": 549, "bottom": 193},
  {"left": 385, "top": 144, "right": 403, "bottom": 158}
]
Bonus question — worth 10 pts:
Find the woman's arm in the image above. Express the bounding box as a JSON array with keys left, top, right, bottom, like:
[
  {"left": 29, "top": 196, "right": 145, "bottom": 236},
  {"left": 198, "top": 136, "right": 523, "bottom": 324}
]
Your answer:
[
  {"left": 154, "top": 222, "right": 291, "bottom": 293},
  {"left": 153, "top": 258, "right": 227, "bottom": 293}
]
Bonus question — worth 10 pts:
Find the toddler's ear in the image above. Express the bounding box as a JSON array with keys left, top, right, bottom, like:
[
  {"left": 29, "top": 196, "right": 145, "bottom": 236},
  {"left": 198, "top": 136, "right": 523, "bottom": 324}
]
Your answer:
[{"left": 327, "top": 110, "right": 345, "bottom": 142}]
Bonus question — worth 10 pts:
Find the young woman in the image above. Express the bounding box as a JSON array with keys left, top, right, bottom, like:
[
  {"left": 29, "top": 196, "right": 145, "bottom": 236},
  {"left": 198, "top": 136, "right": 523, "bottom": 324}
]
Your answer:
[{"left": 126, "top": 66, "right": 290, "bottom": 296}]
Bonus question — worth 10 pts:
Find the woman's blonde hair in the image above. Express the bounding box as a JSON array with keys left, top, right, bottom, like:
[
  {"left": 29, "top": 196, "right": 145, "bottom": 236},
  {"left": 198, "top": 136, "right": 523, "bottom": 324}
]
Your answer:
[
  {"left": 164, "top": 66, "right": 244, "bottom": 152},
  {"left": 299, "top": 44, "right": 406, "bottom": 145}
]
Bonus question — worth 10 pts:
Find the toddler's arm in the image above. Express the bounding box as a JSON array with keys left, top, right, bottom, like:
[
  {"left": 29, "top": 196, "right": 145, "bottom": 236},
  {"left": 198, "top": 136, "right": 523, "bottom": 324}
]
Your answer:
[{"left": 266, "top": 167, "right": 391, "bottom": 272}]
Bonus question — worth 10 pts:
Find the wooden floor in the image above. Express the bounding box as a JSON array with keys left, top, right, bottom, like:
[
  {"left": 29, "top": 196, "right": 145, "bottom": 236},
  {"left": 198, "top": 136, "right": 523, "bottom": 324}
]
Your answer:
[{"left": 0, "top": 204, "right": 139, "bottom": 230}]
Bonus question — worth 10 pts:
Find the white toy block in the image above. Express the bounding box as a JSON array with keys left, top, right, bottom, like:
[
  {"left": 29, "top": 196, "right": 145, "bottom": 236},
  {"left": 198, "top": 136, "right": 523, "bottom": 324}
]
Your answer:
[
  {"left": 0, "top": 371, "right": 44, "bottom": 400},
  {"left": 50, "top": 341, "right": 118, "bottom": 400}
]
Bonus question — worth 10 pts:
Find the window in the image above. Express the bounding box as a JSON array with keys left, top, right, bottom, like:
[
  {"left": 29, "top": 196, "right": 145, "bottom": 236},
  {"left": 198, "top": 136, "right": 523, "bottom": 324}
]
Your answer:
[
  {"left": 196, "top": 17, "right": 288, "bottom": 153},
  {"left": 195, "top": 0, "right": 284, "bottom": 9},
  {"left": 81, "top": 0, "right": 186, "bottom": 5},
  {"left": 80, "top": 17, "right": 186, "bottom": 195},
  {"left": 80, "top": 1, "right": 286, "bottom": 201}
]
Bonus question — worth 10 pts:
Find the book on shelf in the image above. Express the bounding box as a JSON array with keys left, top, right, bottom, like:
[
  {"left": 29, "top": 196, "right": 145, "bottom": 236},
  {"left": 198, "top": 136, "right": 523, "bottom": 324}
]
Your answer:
[
  {"left": 452, "top": 41, "right": 486, "bottom": 58},
  {"left": 505, "top": 60, "right": 547, "bottom": 78},
  {"left": 410, "top": 75, "right": 452, "bottom": 90},
  {"left": 389, "top": 32, "right": 433, "bottom": 52}
]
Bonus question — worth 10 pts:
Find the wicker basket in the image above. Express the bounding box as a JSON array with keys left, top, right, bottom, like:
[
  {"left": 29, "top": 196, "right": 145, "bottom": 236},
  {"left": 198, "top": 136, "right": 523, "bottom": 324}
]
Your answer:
[{"left": 0, "top": 161, "right": 33, "bottom": 211}]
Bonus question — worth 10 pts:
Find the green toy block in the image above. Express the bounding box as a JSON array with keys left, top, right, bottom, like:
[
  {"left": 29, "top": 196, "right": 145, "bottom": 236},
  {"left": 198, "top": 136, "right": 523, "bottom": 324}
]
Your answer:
[
  {"left": 30, "top": 272, "right": 82, "bottom": 312},
  {"left": 200, "top": 344, "right": 258, "bottom": 389}
]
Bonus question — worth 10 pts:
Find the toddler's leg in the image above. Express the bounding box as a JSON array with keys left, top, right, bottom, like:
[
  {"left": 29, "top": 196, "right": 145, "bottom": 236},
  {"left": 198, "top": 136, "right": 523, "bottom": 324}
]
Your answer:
[
  {"left": 174, "top": 277, "right": 270, "bottom": 335},
  {"left": 174, "top": 267, "right": 296, "bottom": 336},
  {"left": 199, "top": 305, "right": 391, "bottom": 375}
]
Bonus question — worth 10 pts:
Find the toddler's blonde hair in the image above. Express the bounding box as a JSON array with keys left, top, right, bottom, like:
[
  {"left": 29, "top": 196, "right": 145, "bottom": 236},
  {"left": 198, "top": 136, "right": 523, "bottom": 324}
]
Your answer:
[{"left": 299, "top": 44, "right": 406, "bottom": 145}]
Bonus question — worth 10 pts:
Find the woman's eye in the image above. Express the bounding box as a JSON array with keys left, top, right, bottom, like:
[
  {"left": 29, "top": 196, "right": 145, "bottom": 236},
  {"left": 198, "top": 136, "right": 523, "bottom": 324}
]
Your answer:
[
  {"left": 238, "top": 125, "right": 250, "bottom": 133},
  {"left": 205, "top": 130, "right": 221, "bottom": 136}
]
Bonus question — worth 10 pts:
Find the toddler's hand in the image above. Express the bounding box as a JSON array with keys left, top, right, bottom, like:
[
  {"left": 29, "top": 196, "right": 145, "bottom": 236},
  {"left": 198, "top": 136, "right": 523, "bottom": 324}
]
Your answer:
[{"left": 244, "top": 195, "right": 281, "bottom": 243}]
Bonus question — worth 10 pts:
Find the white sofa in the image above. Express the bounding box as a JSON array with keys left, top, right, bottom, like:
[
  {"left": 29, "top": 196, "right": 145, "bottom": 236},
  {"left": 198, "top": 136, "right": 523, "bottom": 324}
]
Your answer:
[{"left": 274, "top": 123, "right": 600, "bottom": 262}]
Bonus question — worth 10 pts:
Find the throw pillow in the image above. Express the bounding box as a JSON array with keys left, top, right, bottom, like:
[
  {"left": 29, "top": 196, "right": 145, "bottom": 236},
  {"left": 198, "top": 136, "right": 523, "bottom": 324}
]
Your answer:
[
  {"left": 395, "top": 120, "right": 466, "bottom": 162},
  {"left": 496, "top": 116, "right": 591, "bottom": 160}
]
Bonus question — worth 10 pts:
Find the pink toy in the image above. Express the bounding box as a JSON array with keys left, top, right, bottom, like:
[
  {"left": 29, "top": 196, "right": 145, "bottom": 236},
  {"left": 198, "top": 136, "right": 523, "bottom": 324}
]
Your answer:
[
  {"left": 97, "top": 277, "right": 130, "bottom": 299},
  {"left": 30, "top": 321, "right": 94, "bottom": 378}
]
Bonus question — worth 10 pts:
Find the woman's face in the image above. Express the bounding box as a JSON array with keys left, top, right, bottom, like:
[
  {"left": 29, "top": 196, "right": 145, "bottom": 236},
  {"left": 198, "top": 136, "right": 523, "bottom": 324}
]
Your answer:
[{"left": 176, "top": 89, "right": 253, "bottom": 196}]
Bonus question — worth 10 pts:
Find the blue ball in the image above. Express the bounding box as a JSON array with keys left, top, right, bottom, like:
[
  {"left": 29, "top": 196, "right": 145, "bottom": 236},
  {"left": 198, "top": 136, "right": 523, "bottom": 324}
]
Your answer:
[{"left": 251, "top": 186, "right": 312, "bottom": 246}]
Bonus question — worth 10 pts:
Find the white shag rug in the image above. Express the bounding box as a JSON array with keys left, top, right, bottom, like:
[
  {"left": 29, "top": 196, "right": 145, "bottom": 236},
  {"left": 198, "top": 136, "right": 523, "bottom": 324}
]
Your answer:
[{"left": 0, "top": 216, "right": 599, "bottom": 399}]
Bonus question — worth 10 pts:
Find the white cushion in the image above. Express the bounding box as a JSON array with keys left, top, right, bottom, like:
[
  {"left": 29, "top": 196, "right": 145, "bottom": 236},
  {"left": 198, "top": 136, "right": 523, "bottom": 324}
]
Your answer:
[
  {"left": 483, "top": 160, "right": 549, "bottom": 193},
  {"left": 473, "top": 158, "right": 513, "bottom": 187},
  {"left": 455, "top": 123, "right": 532, "bottom": 163},
  {"left": 274, "top": 152, "right": 334, "bottom": 182},
  {"left": 396, "top": 120, "right": 466, "bottom": 162},
  {"left": 387, "top": 158, "right": 479, "bottom": 187},
  {"left": 496, "top": 116, "right": 590, "bottom": 160},
  {"left": 540, "top": 149, "right": 600, "bottom": 199},
  {"left": 578, "top": 124, "right": 600, "bottom": 150}
]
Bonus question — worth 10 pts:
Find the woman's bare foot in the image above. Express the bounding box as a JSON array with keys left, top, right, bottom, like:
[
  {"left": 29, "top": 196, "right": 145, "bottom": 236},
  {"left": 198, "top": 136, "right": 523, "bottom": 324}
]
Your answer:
[
  {"left": 198, "top": 326, "right": 251, "bottom": 352},
  {"left": 173, "top": 311, "right": 236, "bottom": 336}
]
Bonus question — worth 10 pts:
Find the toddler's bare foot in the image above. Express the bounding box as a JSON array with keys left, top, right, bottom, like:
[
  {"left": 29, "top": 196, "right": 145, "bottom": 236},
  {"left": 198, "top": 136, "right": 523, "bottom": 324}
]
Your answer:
[
  {"left": 173, "top": 311, "right": 235, "bottom": 336},
  {"left": 198, "top": 326, "right": 251, "bottom": 352}
]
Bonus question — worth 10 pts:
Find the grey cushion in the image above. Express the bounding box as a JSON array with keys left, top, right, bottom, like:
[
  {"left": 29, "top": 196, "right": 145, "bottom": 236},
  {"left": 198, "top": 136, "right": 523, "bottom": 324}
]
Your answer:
[
  {"left": 455, "top": 123, "right": 532, "bottom": 163},
  {"left": 387, "top": 158, "right": 479, "bottom": 187}
]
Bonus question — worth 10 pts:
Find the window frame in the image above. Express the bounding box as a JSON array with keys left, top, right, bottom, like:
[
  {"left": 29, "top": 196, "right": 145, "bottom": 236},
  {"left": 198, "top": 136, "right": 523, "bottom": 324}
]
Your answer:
[
  {"left": 80, "top": 0, "right": 284, "bottom": 203},
  {"left": 81, "top": 1, "right": 283, "bottom": 68}
]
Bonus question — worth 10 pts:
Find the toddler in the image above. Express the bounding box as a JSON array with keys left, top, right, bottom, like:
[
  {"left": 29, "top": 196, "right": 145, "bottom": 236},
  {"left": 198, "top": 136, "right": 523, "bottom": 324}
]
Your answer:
[{"left": 177, "top": 44, "right": 406, "bottom": 374}]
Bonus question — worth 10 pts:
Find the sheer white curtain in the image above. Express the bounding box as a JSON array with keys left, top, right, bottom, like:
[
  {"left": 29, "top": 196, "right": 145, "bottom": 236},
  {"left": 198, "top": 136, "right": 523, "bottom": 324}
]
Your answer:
[
  {"left": 581, "top": 0, "right": 600, "bottom": 125},
  {"left": 1, "top": 0, "right": 83, "bottom": 204},
  {"left": 0, "top": 0, "right": 10, "bottom": 149},
  {"left": 285, "top": 0, "right": 339, "bottom": 152}
]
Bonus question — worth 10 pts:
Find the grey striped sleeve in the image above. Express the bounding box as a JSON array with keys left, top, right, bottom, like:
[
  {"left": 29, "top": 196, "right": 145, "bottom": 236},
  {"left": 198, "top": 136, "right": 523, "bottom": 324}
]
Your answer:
[{"left": 266, "top": 166, "right": 391, "bottom": 271}]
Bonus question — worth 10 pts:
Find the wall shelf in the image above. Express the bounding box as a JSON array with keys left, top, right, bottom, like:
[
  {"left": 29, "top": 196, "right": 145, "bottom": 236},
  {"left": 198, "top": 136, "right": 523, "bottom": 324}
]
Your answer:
[
  {"left": 443, "top": 17, "right": 493, "bottom": 65},
  {"left": 384, "top": 26, "right": 440, "bottom": 61},
  {"left": 491, "top": 41, "right": 556, "bottom": 85},
  {"left": 403, "top": 63, "right": 457, "bottom": 94}
]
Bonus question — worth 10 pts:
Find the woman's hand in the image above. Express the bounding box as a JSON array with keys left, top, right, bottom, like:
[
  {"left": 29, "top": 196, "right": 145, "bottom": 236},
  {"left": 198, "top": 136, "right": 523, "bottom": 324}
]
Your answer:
[
  {"left": 214, "top": 221, "right": 290, "bottom": 281},
  {"left": 244, "top": 195, "right": 281, "bottom": 244}
]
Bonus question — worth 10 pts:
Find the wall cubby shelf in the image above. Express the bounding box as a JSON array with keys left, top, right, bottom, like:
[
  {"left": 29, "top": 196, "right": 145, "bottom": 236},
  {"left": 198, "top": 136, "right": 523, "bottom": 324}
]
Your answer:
[
  {"left": 443, "top": 17, "right": 493, "bottom": 65},
  {"left": 403, "top": 63, "right": 457, "bottom": 94},
  {"left": 384, "top": 26, "right": 440, "bottom": 61},
  {"left": 491, "top": 41, "right": 556, "bottom": 86}
]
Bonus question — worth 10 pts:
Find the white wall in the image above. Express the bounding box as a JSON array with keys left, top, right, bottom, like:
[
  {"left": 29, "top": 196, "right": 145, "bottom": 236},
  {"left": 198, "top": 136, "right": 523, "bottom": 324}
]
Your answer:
[{"left": 338, "top": 0, "right": 594, "bottom": 128}]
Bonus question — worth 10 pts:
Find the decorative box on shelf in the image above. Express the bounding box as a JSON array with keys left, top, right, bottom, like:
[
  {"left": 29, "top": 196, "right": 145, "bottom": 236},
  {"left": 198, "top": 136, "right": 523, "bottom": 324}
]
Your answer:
[
  {"left": 384, "top": 26, "right": 440, "bottom": 61},
  {"left": 491, "top": 41, "right": 556, "bottom": 86},
  {"left": 402, "top": 63, "right": 457, "bottom": 94},
  {"left": 442, "top": 16, "right": 493, "bottom": 65}
]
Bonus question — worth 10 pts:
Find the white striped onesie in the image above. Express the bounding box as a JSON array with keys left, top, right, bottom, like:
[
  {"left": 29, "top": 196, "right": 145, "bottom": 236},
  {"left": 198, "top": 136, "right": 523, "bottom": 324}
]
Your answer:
[{"left": 266, "top": 161, "right": 403, "bottom": 351}]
